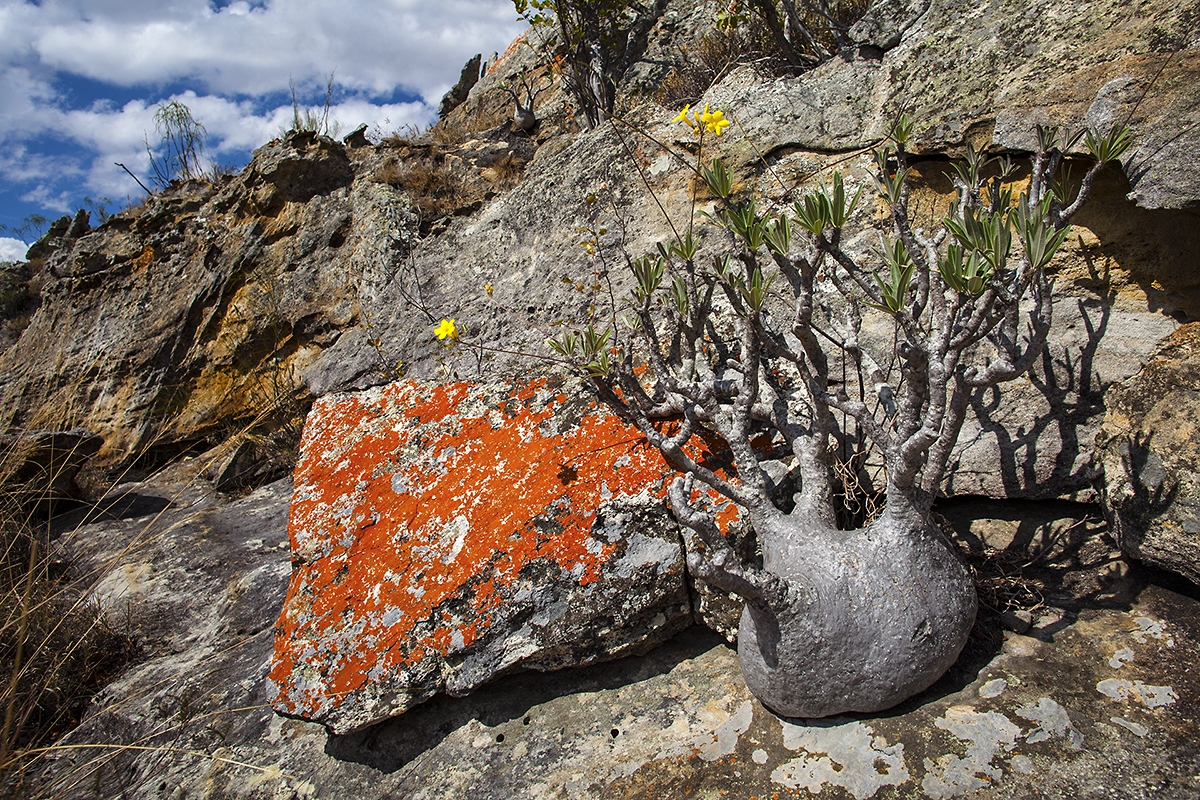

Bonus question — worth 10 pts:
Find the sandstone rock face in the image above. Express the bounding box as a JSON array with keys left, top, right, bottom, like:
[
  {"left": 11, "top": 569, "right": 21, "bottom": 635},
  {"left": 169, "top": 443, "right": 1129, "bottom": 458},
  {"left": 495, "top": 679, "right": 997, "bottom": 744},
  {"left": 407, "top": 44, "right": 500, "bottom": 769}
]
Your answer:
[
  {"left": 1097, "top": 322, "right": 1200, "bottom": 584},
  {"left": 0, "top": 130, "right": 408, "bottom": 466},
  {"left": 268, "top": 378, "right": 711, "bottom": 734},
  {"left": 707, "top": 0, "right": 1200, "bottom": 213},
  {"left": 10, "top": 0, "right": 1200, "bottom": 793},
  {"left": 346, "top": 0, "right": 1194, "bottom": 501},
  {"left": 2, "top": 0, "right": 1194, "bottom": 502}
]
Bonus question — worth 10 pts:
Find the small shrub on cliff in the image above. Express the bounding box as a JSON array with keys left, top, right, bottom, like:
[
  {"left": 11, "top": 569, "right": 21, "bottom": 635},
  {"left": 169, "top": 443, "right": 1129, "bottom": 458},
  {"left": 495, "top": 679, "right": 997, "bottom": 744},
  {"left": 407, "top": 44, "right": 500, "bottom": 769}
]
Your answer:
[
  {"left": 146, "top": 101, "right": 210, "bottom": 188},
  {"left": 513, "top": 0, "right": 662, "bottom": 129},
  {"left": 656, "top": 22, "right": 779, "bottom": 106},
  {"left": 720, "top": 0, "right": 872, "bottom": 68},
  {"left": 285, "top": 72, "right": 342, "bottom": 140},
  {"left": 0, "top": 216, "right": 48, "bottom": 245}
]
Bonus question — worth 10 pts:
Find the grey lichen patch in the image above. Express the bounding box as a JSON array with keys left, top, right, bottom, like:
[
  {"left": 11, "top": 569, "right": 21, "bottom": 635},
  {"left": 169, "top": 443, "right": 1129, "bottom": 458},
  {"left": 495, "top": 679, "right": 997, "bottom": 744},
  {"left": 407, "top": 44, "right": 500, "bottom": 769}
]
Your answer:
[
  {"left": 1111, "top": 716, "right": 1151, "bottom": 737},
  {"left": 1108, "top": 647, "right": 1135, "bottom": 669},
  {"left": 1095, "top": 679, "right": 1179, "bottom": 709},
  {"left": 771, "top": 718, "right": 910, "bottom": 799},
  {"left": 1017, "top": 697, "right": 1083, "bottom": 749},
  {"left": 694, "top": 700, "right": 754, "bottom": 762},
  {"left": 921, "top": 706, "right": 1021, "bottom": 799},
  {"left": 1132, "top": 616, "right": 1174, "bottom": 645}
]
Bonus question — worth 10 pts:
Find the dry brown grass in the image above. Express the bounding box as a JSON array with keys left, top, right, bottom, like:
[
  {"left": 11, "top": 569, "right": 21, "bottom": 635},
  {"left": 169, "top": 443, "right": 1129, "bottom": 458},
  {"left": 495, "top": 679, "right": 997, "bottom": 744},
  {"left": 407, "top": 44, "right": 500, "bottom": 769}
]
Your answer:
[
  {"left": 656, "top": 25, "right": 777, "bottom": 107},
  {"left": 380, "top": 123, "right": 429, "bottom": 148},
  {"left": 656, "top": 0, "right": 873, "bottom": 107},
  {"left": 0, "top": 437, "right": 139, "bottom": 793},
  {"left": 430, "top": 118, "right": 469, "bottom": 147},
  {"left": 0, "top": 324, "right": 313, "bottom": 793},
  {"left": 480, "top": 153, "right": 526, "bottom": 189},
  {"left": 374, "top": 154, "right": 480, "bottom": 234},
  {"left": 0, "top": 410, "right": 306, "bottom": 795}
]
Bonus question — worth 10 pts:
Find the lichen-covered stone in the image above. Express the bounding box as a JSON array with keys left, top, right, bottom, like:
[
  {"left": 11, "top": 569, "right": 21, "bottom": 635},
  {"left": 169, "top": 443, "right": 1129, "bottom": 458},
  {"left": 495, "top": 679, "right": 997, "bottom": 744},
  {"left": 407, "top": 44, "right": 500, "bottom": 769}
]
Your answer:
[
  {"left": 268, "top": 378, "right": 712, "bottom": 734},
  {"left": 1096, "top": 322, "right": 1200, "bottom": 584}
]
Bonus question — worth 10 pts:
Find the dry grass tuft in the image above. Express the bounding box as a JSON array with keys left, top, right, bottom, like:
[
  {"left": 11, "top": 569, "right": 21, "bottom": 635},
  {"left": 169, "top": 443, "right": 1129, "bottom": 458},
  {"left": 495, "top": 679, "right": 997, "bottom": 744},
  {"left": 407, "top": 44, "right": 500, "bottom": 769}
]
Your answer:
[
  {"left": 480, "top": 153, "right": 526, "bottom": 188},
  {"left": 374, "top": 154, "right": 480, "bottom": 234},
  {"left": 656, "top": 0, "right": 873, "bottom": 107},
  {"left": 656, "top": 25, "right": 778, "bottom": 107},
  {"left": 0, "top": 330, "right": 312, "bottom": 793},
  {"left": 0, "top": 436, "right": 139, "bottom": 792}
]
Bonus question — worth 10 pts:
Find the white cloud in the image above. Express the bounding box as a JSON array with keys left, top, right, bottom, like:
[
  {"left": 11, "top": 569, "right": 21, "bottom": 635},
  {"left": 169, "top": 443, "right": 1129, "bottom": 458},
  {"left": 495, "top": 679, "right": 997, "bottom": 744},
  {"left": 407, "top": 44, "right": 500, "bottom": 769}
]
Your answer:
[
  {"left": 0, "top": 1, "right": 527, "bottom": 218},
  {"left": 0, "top": 237, "right": 29, "bottom": 261},
  {"left": 11, "top": 90, "right": 435, "bottom": 199},
  {"left": 14, "top": 0, "right": 524, "bottom": 102},
  {"left": 19, "top": 185, "right": 75, "bottom": 214},
  {"left": 0, "top": 143, "right": 85, "bottom": 185}
]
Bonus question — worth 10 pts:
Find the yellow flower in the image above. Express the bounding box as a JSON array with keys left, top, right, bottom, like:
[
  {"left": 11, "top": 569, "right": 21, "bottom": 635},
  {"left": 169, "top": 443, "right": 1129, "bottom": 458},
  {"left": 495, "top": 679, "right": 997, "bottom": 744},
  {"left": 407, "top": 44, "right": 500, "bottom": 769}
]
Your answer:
[
  {"left": 485, "top": 282, "right": 494, "bottom": 296},
  {"left": 672, "top": 103, "right": 698, "bottom": 133},
  {"left": 703, "top": 107, "right": 730, "bottom": 136},
  {"left": 434, "top": 318, "right": 459, "bottom": 342}
]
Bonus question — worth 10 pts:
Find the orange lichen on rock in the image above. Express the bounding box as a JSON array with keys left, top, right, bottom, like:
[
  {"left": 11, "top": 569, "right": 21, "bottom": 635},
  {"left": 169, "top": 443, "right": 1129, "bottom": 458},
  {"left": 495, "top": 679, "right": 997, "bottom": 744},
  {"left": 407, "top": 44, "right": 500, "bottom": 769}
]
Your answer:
[
  {"left": 268, "top": 377, "right": 737, "bottom": 733},
  {"left": 489, "top": 32, "right": 527, "bottom": 76},
  {"left": 132, "top": 245, "right": 155, "bottom": 270}
]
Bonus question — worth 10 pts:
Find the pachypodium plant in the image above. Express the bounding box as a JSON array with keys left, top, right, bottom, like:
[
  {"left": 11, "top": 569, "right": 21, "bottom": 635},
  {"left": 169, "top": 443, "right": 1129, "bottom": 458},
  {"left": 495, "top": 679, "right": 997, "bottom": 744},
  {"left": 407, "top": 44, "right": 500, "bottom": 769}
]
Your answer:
[{"left": 550, "top": 109, "right": 1132, "bottom": 716}]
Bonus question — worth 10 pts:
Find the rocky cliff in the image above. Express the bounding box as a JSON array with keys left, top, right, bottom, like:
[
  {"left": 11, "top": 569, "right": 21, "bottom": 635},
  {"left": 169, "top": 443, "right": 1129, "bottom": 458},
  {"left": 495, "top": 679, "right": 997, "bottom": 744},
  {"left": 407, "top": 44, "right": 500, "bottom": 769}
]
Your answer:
[
  {"left": 3, "top": 0, "right": 1196, "bottom": 498},
  {"left": 4, "top": 0, "right": 1200, "bottom": 796}
]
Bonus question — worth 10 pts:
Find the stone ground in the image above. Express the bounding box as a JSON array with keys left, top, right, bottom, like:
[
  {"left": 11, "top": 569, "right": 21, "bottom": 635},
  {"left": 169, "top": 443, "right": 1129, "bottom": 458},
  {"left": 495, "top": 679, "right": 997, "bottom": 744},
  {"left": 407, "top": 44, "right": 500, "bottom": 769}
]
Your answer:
[{"left": 23, "top": 462, "right": 1200, "bottom": 799}]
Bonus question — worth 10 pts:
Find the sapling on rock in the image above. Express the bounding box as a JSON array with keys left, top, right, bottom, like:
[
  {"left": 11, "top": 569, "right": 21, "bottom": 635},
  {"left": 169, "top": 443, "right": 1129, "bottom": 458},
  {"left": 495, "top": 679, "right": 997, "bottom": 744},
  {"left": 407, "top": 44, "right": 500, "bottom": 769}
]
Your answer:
[{"left": 549, "top": 109, "right": 1132, "bottom": 716}]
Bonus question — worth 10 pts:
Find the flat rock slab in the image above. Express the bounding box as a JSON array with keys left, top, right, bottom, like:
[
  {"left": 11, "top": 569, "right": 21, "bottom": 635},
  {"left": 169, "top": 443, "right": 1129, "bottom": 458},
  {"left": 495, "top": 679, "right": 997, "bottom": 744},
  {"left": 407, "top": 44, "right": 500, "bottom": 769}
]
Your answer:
[
  {"left": 35, "top": 469, "right": 1200, "bottom": 799},
  {"left": 269, "top": 378, "right": 712, "bottom": 734},
  {"left": 331, "top": 592, "right": 1199, "bottom": 800}
]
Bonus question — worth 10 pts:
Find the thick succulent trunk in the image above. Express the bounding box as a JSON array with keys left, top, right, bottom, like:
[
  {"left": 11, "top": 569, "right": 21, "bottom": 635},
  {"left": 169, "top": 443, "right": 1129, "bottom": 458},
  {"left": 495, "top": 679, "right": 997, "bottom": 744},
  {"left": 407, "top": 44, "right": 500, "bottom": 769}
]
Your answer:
[
  {"left": 585, "top": 111, "right": 1117, "bottom": 718},
  {"left": 733, "top": 505, "right": 976, "bottom": 718}
]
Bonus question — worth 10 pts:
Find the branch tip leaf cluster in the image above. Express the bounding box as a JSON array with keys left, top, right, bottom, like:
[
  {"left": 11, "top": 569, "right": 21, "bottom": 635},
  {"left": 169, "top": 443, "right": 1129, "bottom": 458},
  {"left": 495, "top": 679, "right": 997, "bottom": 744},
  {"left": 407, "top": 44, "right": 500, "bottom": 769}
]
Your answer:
[{"left": 536, "top": 105, "right": 1132, "bottom": 546}]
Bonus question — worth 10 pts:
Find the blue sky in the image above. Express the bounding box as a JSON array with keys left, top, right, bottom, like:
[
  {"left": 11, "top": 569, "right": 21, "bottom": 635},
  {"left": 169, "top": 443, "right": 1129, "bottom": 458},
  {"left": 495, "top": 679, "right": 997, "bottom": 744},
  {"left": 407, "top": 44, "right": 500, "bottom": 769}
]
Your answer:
[{"left": 0, "top": 0, "right": 527, "bottom": 260}]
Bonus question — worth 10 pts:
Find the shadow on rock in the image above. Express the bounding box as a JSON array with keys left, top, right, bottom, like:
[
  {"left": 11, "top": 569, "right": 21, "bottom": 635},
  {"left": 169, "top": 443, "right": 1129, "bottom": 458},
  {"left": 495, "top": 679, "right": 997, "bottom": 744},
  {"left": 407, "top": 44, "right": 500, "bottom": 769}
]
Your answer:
[
  {"left": 324, "top": 625, "right": 727, "bottom": 772},
  {"left": 875, "top": 497, "right": 1147, "bottom": 717},
  {"left": 48, "top": 490, "right": 173, "bottom": 536}
]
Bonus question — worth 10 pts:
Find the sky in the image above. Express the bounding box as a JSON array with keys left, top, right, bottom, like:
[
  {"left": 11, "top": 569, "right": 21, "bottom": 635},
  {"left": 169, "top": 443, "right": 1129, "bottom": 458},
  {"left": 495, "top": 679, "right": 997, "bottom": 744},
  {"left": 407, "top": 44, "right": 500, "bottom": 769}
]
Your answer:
[{"left": 0, "top": 0, "right": 528, "bottom": 261}]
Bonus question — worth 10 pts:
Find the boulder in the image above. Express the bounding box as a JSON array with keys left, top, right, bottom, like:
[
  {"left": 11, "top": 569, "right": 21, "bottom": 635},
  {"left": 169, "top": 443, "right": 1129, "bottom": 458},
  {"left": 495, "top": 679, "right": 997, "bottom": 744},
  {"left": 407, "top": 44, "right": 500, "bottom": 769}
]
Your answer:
[
  {"left": 1096, "top": 322, "right": 1200, "bottom": 584},
  {"left": 848, "top": 0, "right": 930, "bottom": 51},
  {"left": 268, "top": 377, "right": 709, "bottom": 734},
  {"left": 23, "top": 214, "right": 72, "bottom": 263},
  {"left": 438, "top": 54, "right": 483, "bottom": 117},
  {"left": 343, "top": 123, "right": 371, "bottom": 149}
]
